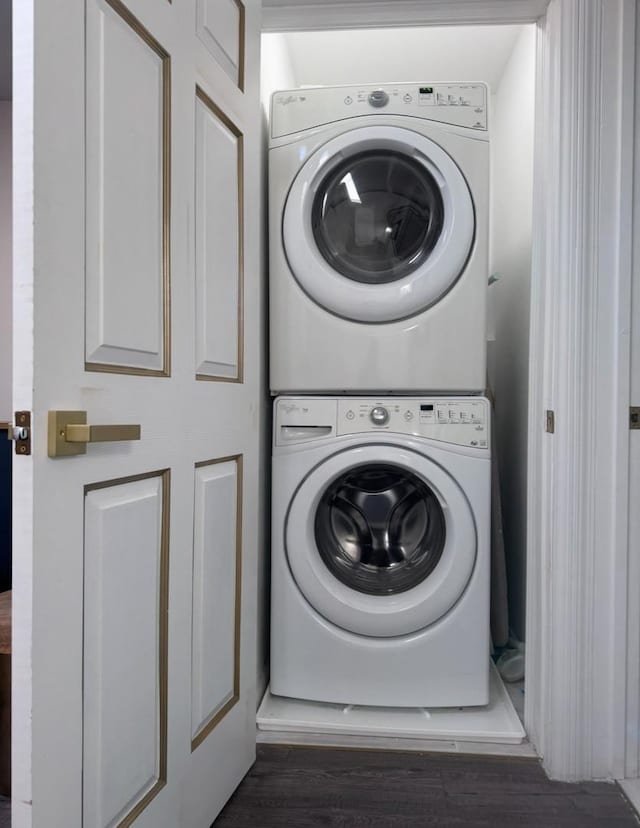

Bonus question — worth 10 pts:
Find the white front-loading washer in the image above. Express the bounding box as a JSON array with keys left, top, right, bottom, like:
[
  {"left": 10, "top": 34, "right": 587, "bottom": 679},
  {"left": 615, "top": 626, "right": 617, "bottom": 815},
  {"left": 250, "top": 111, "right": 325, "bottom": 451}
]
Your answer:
[
  {"left": 269, "top": 82, "right": 490, "bottom": 395},
  {"left": 271, "top": 396, "right": 491, "bottom": 708}
]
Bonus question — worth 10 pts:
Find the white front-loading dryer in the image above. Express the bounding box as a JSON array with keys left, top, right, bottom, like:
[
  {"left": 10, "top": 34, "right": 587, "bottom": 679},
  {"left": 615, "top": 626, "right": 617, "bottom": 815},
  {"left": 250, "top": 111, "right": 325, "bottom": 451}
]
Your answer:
[
  {"left": 269, "top": 83, "right": 490, "bottom": 394},
  {"left": 271, "top": 396, "right": 491, "bottom": 708}
]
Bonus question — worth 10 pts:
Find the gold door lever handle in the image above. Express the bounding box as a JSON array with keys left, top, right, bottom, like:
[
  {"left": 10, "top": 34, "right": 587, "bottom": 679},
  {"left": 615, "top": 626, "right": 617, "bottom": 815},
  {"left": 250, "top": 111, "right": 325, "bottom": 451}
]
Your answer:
[
  {"left": 48, "top": 411, "right": 141, "bottom": 457},
  {"left": 65, "top": 423, "right": 141, "bottom": 443}
]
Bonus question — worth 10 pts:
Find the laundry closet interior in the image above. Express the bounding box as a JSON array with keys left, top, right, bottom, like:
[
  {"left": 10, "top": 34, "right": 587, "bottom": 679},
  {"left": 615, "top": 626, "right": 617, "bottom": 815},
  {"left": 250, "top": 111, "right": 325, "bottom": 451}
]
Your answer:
[
  {"left": 257, "top": 21, "right": 536, "bottom": 752},
  {"left": 8, "top": 0, "right": 640, "bottom": 823}
]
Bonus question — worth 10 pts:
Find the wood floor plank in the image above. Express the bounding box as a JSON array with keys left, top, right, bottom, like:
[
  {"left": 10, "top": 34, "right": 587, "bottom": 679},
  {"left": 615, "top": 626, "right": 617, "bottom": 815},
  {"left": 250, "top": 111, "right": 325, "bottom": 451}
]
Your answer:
[{"left": 213, "top": 745, "right": 640, "bottom": 827}]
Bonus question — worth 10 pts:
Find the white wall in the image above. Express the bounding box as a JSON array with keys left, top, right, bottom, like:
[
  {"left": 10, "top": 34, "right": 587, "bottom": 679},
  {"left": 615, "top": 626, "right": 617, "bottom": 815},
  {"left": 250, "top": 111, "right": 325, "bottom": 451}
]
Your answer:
[
  {"left": 261, "top": 33, "right": 298, "bottom": 112},
  {"left": 0, "top": 101, "right": 11, "bottom": 420},
  {"left": 488, "top": 26, "right": 536, "bottom": 642},
  {"left": 278, "top": 26, "right": 522, "bottom": 90}
]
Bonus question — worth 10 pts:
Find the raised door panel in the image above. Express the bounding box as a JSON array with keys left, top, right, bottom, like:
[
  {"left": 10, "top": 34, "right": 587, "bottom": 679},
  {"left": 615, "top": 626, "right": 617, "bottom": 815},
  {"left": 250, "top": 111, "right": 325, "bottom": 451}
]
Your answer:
[
  {"left": 83, "top": 471, "right": 169, "bottom": 828},
  {"left": 191, "top": 457, "right": 242, "bottom": 750},
  {"left": 196, "top": 0, "right": 245, "bottom": 91},
  {"left": 194, "top": 88, "right": 243, "bottom": 382},
  {"left": 85, "top": 0, "right": 170, "bottom": 375}
]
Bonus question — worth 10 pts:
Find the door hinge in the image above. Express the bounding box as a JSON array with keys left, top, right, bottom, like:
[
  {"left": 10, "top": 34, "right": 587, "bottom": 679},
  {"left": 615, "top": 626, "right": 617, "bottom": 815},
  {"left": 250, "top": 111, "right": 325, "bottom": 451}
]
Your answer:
[
  {"left": 7, "top": 411, "right": 32, "bottom": 455},
  {"left": 631, "top": 407, "right": 640, "bottom": 430},
  {"left": 546, "top": 410, "right": 555, "bottom": 434}
]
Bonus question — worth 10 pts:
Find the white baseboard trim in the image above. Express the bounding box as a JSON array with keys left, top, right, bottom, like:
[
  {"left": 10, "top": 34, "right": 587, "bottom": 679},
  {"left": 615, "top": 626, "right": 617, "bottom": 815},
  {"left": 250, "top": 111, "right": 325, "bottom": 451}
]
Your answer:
[
  {"left": 256, "top": 728, "right": 538, "bottom": 759},
  {"left": 618, "top": 780, "right": 640, "bottom": 817}
]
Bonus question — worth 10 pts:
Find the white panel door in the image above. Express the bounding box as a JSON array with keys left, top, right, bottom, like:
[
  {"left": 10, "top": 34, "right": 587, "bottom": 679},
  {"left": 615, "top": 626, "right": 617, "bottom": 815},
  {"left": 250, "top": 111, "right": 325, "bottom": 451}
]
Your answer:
[{"left": 12, "top": 0, "right": 262, "bottom": 826}]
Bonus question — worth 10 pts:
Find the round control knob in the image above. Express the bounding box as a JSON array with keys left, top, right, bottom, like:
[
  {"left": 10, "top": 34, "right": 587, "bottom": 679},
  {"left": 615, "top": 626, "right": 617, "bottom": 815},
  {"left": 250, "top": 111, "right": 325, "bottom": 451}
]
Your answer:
[
  {"left": 368, "top": 89, "right": 389, "bottom": 108},
  {"left": 370, "top": 406, "right": 389, "bottom": 426}
]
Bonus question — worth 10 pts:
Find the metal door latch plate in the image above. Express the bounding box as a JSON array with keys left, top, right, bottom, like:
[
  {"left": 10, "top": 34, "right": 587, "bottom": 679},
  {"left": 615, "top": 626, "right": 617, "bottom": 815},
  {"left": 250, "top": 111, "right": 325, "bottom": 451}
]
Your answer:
[{"left": 8, "top": 411, "right": 32, "bottom": 455}]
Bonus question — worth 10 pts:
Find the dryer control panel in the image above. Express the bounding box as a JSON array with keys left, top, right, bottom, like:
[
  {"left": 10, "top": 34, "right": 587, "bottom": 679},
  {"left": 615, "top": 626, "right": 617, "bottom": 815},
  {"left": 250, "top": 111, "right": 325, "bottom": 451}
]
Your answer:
[
  {"left": 270, "top": 82, "right": 488, "bottom": 139},
  {"left": 275, "top": 397, "right": 490, "bottom": 449}
]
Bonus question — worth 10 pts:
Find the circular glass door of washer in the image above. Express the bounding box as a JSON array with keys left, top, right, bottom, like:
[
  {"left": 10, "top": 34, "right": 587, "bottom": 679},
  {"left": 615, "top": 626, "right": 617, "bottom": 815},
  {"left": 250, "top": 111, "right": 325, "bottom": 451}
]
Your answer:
[
  {"left": 283, "top": 126, "right": 475, "bottom": 323},
  {"left": 284, "top": 445, "right": 477, "bottom": 637},
  {"left": 314, "top": 463, "right": 446, "bottom": 595}
]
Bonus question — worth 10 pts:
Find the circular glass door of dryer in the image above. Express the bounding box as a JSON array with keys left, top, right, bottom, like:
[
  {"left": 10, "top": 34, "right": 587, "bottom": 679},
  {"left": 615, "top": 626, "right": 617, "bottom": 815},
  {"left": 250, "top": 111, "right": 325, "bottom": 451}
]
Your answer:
[
  {"left": 311, "top": 151, "right": 445, "bottom": 286},
  {"left": 283, "top": 126, "right": 475, "bottom": 323},
  {"left": 285, "top": 444, "right": 477, "bottom": 638}
]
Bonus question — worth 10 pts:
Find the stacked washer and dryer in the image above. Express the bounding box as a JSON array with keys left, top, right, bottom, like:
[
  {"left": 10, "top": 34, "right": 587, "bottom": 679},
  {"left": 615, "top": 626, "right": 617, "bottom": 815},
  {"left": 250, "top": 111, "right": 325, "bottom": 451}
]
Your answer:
[{"left": 268, "top": 83, "right": 492, "bottom": 709}]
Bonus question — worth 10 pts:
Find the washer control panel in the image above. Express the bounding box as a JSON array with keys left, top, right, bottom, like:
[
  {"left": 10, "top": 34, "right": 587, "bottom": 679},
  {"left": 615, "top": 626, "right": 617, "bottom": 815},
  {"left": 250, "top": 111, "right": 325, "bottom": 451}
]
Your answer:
[
  {"left": 337, "top": 398, "right": 489, "bottom": 448},
  {"left": 274, "top": 397, "right": 490, "bottom": 449}
]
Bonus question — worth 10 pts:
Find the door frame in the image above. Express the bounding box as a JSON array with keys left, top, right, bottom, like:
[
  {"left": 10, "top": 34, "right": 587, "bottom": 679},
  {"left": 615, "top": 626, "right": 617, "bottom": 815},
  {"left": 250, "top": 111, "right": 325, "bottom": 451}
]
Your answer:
[{"left": 262, "top": 0, "right": 638, "bottom": 783}]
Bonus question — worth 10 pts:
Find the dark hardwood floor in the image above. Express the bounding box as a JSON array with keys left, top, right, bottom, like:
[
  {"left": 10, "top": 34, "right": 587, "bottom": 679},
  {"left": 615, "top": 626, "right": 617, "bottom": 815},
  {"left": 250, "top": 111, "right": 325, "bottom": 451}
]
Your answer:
[{"left": 214, "top": 745, "right": 639, "bottom": 827}]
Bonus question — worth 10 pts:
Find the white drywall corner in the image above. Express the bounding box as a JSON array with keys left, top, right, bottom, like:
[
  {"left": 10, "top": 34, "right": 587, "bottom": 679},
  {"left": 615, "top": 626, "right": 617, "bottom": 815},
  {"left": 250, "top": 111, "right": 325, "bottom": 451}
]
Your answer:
[
  {"left": 261, "top": 33, "right": 298, "bottom": 116},
  {"left": 488, "top": 25, "right": 536, "bottom": 641}
]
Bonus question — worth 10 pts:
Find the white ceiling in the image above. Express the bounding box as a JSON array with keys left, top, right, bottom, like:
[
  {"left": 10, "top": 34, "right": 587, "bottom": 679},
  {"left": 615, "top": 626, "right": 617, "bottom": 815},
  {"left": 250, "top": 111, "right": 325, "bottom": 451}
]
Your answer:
[
  {"left": 0, "top": 0, "right": 10, "bottom": 101},
  {"left": 274, "top": 25, "right": 527, "bottom": 91}
]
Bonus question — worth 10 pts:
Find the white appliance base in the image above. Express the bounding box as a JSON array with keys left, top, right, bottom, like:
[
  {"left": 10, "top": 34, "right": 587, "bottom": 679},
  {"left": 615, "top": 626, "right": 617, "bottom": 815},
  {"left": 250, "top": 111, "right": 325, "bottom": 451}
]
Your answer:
[{"left": 257, "top": 662, "right": 526, "bottom": 748}]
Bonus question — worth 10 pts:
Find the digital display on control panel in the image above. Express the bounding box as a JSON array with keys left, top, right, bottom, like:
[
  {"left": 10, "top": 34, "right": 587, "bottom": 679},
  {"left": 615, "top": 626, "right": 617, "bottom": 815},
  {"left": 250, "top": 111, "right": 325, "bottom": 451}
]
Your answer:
[
  {"left": 420, "top": 404, "right": 434, "bottom": 411},
  {"left": 419, "top": 87, "right": 433, "bottom": 94}
]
